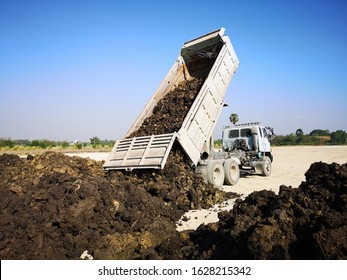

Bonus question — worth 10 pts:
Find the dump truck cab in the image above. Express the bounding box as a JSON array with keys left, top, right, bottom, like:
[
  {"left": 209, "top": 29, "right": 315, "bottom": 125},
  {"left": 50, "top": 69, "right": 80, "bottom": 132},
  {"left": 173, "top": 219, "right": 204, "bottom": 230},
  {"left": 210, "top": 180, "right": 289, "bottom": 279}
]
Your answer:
[
  {"left": 214, "top": 122, "right": 274, "bottom": 182},
  {"left": 222, "top": 123, "right": 273, "bottom": 155}
]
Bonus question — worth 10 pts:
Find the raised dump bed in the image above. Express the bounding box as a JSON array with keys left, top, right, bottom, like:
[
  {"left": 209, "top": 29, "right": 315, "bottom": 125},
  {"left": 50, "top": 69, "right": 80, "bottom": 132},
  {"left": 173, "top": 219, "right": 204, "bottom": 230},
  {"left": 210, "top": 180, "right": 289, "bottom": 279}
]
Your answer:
[{"left": 104, "top": 28, "right": 239, "bottom": 171}]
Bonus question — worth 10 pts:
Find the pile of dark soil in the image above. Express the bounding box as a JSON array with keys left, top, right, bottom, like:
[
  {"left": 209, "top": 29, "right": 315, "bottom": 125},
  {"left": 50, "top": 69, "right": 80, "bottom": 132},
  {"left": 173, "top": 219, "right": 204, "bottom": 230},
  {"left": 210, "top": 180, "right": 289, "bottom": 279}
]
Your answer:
[
  {"left": 1, "top": 155, "right": 346, "bottom": 260},
  {"left": 129, "top": 78, "right": 203, "bottom": 137},
  {"left": 0, "top": 148, "right": 233, "bottom": 260},
  {"left": 179, "top": 161, "right": 347, "bottom": 260}
]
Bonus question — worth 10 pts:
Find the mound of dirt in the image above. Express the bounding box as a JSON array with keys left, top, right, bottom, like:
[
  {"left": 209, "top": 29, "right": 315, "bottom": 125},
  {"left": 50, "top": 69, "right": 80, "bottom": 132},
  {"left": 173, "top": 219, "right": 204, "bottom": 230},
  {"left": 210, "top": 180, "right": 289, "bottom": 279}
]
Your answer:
[
  {"left": 181, "top": 161, "right": 347, "bottom": 260},
  {"left": 1, "top": 155, "right": 346, "bottom": 260},
  {"left": 0, "top": 148, "right": 234, "bottom": 260}
]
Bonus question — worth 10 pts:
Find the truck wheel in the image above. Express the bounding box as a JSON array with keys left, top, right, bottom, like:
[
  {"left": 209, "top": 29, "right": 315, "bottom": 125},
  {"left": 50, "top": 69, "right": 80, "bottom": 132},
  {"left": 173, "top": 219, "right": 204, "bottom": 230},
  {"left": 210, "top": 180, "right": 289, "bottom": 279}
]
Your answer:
[
  {"left": 261, "top": 156, "right": 272, "bottom": 176},
  {"left": 223, "top": 159, "right": 240, "bottom": 185},
  {"left": 206, "top": 161, "right": 225, "bottom": 188}
]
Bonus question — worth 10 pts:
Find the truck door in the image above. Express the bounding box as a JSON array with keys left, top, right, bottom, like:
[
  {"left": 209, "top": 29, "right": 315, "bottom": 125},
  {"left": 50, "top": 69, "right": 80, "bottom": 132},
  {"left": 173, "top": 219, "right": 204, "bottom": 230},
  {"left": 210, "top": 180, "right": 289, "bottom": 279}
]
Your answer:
[{"left": 258, "top": 127, "right": 271, "bottom": 152}]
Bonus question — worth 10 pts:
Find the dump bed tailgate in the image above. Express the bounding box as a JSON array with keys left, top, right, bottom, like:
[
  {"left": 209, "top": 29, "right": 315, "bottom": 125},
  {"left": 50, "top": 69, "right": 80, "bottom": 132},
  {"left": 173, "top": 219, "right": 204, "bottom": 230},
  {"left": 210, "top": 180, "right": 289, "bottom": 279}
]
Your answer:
[{"left": 103, "top": 133, "right": 177, "bottom": 170}]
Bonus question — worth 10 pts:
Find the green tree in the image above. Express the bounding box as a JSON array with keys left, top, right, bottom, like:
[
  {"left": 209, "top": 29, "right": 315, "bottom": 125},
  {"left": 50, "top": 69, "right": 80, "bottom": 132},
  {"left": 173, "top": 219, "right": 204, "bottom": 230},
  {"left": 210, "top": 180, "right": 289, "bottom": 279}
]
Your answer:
[
  {"left": 75, "top": 142, "right": 83, "bottom": 149},
  {"left": 285, "top": 133, "right": 296, "bottom": 145},
  {"left": 60, "top": 141, "right": 70, "bottom": 148},
  {"left": 90, "top": 136, "right": 101, "bottom": 148},
  {"left": 0, "top": 138, "right": 15, "bottom": 148},
  {"left": 30, "top": 139, "right": 46, "bottom": 148},
  {"left": 229, "top": 113, "right": 239, "bottom": 125},
  {"left": 330, "top": 130, "right": 347, "bottom": 144},
  {"left": 100, "top": 139, "right": 115, "bottom": 147},
  {"left": 295, "top": 128, "right": 304, "bottom": 143},
  {"left": 309, "top": 129, "right": 330, "bottom": 136},
  {"left": 30, "top": 139, "right": 55, "bottom": 149}
]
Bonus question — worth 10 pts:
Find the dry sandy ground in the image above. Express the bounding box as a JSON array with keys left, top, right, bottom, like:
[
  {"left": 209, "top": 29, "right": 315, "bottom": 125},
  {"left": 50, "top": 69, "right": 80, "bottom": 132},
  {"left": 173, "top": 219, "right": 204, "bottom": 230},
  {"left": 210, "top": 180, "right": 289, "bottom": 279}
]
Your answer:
[{"left": 66, "top": 146, "right": 347, "bottom": 231}]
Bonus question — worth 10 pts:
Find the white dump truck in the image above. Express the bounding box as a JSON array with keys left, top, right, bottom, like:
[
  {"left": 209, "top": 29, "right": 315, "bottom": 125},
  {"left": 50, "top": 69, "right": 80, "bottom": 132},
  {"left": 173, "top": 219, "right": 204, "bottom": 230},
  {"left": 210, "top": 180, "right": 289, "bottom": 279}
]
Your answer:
[
  {"left": 205, "top": 122, "right": 275, "bottom": 187},
  {"left": 103, "top": 28, "right": 274, "bottom": 187}
]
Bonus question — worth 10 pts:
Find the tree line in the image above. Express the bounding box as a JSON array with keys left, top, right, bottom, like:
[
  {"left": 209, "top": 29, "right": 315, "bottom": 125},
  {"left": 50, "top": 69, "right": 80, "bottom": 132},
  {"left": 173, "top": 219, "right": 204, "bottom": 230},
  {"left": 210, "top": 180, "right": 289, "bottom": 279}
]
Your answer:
[
  {"left": 271, "top": 129, "right": 347, "bottom": 146},
  {"left": 0, "top": 137, "right": 115, "bottom": 150}
]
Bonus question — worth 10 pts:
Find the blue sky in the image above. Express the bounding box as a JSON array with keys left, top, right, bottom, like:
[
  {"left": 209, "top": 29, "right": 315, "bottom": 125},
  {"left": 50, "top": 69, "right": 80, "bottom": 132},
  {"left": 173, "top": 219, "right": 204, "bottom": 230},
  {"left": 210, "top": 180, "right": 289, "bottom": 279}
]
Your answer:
[{"left": 1, "top": 0, "right": 346, "bottom": 141}]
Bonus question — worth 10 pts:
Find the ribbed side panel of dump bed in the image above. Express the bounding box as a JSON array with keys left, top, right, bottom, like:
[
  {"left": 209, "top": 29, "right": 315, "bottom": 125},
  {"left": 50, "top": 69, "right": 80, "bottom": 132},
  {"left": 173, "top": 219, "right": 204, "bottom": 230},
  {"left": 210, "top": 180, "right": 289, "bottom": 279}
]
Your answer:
[
  {"left": 103, "top": 133, "right": 177, "bottom": 170},
  {"left": 177, "top": 37, "right": 239, "bottom": 166}
]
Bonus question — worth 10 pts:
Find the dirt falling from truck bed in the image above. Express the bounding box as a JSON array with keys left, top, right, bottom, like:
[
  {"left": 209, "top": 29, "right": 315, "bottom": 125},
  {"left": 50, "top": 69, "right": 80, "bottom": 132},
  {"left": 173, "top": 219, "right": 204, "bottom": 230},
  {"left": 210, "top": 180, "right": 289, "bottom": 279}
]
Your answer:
[{"left": 128, "top": 78, "right": 204, "bottom": 137}]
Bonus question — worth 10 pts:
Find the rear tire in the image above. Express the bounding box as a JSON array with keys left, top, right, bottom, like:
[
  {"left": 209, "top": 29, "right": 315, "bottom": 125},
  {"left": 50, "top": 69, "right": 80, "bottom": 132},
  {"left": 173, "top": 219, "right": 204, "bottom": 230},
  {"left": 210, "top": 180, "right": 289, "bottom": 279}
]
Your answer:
[
  {"left": 223, "top": 159, "right": 240, "bottom": 185},
  {"left": 261, "top": 156, "right": 272, "bottom": 176},
  {"left": 206, "top": 161, "right": 225, "bottom": 188}
]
